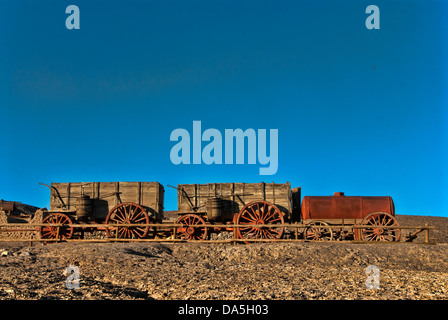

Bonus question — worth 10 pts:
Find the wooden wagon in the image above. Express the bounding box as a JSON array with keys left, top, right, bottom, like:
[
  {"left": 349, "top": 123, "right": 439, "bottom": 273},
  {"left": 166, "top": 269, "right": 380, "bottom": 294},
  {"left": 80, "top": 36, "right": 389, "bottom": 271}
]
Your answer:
[
  {"left": 40, "top": 181, "right": 164, "bottom": 240},
  {"left": 172, "top": 182, "right": 300, "bottom": 240}
]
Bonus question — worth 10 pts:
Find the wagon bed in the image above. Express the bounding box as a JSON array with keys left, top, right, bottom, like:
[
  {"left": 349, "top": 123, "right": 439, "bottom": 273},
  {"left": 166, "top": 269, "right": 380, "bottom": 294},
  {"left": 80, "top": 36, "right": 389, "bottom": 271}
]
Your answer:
[
  {"left": 47, "top": 181, "right": 164, "bottom": 221},
  {"left": 177, "top": 182, "right": 293, "bottom": 218}
]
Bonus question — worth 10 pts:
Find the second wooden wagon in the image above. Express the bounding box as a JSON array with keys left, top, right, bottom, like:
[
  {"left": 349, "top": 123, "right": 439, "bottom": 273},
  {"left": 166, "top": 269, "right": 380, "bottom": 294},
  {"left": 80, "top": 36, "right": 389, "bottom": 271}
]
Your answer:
[{"left": 172, "top": 182, "right": 299, "bottom": 240}]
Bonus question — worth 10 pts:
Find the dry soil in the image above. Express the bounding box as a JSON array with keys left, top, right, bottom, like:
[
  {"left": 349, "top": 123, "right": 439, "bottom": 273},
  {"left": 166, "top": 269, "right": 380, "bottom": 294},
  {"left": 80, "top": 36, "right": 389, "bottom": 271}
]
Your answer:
[{"left": 0, "top": 215, "right": 446, "bottom": 300}]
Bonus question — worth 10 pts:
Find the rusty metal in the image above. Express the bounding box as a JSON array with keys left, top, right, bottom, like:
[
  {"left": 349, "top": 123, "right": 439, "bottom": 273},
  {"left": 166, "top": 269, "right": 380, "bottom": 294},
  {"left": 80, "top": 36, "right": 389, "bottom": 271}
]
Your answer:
[{"left": 301, "top": 192, "right": 395, "bottom": 221}]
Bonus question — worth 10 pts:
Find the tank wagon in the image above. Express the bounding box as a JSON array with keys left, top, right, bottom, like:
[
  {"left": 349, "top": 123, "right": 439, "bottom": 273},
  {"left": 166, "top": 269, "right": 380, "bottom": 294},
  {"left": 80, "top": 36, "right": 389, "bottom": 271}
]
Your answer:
[
  {"left": 36, "top": 181, "right": 401, "bottom": 242},
  {"left": 301, "top": 192, "right": 400, "bottom": 241}
]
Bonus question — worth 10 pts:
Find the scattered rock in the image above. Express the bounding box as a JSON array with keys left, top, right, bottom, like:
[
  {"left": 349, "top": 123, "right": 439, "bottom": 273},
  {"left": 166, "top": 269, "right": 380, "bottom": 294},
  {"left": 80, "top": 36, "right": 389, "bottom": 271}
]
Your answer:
[
  {"left": 1, "top": 250, "right": 10, "bottom": 257},
  {"left": 0, "top": 215, "right": 445, "bottom": 300}
]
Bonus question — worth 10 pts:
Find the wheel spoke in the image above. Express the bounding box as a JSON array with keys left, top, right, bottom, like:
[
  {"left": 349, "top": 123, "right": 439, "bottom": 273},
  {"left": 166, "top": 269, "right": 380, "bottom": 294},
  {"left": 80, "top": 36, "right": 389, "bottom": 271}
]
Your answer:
[
  {"left": 263, "top": 207, "right": 276, "bottom": 221},
  {"left": 261, "top": 202, "right": 268, "bottom": 219},
  {"left": 246, "top": 207, "right": 258, "bottom": 222},
  {"left": 116, "top": 207, "right": 126, "bottom": 220},
  {"left": 267, "top": 216, "right": 282, "bottom": 223}
]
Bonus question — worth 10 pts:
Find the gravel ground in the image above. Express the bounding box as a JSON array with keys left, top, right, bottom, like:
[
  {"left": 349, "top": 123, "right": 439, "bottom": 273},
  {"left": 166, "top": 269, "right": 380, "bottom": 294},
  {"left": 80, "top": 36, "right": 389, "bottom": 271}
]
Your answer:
[{"left": 0, "top": 215, "right": 446, "bottom": 300}]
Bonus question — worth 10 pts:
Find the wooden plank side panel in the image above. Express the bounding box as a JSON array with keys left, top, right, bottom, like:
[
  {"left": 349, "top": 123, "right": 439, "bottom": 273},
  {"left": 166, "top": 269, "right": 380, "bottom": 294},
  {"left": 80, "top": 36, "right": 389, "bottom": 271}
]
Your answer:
[
  {"left": 177, "top": 184, "right": 196, "bottom": 213},
  {"left": 176, "top": 182, "right": 292, "bottom": 216},
  {"left": 118, "top": 182, "right": 137, "bottom": 206},
  {"left": 50, "top": 182, "right": 83, "bottom": 211},
  {"left": 49, "top": 181, "right": 164, "bottom": 221},
  {"left": 140, "top": 182, "right": 164, "bottom": 221}
]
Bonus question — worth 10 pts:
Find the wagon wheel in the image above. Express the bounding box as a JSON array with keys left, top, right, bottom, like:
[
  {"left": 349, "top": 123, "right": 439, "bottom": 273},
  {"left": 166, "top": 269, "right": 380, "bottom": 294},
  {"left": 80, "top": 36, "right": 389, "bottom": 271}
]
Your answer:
[
  {"left": 304, "top": 221, "right": 334, "bottom": 241},
  {"left": 358, "top": 212, "right": 401, "bottom": 242},
  {"left": 176, "top": 214, "right": 208, "bottom": 240},
  {"left": 235, "top": 201, "right": 284, "bottom": 240},
  {"left": 40, "top": 213, "right": 74, "bottom": 240},
  {"left": 105, "top": 202, "right": 150, "bottom": 239}
]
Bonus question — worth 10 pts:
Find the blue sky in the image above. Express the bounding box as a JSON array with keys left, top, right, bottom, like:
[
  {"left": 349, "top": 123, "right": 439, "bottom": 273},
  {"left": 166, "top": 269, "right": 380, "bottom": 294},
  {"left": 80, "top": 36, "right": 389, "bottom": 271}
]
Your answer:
[{"left": 1, "top": 0, "right": 447, "bottom": 216}]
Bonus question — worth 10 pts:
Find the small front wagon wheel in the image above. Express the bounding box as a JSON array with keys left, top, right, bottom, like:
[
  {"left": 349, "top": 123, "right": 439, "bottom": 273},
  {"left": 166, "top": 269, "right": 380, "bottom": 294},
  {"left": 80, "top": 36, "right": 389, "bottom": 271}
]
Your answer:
[
  {"left": 176, "top": 214, "right": 208, "bottom": 240},
  {"left": 235, "top": 201, "right": 284, "bottom": 240},
  {"left": 304, "top": 221, "right": 334, "bottom": 241},
  {"left": 40, "top": 213, "right": 74, "bottom": 241}
]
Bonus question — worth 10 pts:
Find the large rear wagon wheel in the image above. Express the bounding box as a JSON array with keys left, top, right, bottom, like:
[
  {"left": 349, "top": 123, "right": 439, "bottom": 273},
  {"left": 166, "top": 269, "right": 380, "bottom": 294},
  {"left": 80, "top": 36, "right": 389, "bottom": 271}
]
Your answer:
[
  {"left": 235, "top": 201, "right": 284, "bottom": 241},
  {"left": 40, "top": 213, "right": 74, "bottom": 241},
  {"left": 105, "top": 202, "right": 150, "bottom": 239},
  {"left": 358, "top": 212, "right": 401, "bottom": 242}
]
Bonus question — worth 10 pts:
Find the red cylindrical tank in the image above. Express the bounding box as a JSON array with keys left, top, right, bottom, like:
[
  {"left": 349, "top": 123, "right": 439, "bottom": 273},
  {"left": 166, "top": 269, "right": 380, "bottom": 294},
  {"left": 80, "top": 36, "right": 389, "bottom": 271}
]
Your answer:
[{"left": 301, "top": 192, "right": 395, "bottom": 221}]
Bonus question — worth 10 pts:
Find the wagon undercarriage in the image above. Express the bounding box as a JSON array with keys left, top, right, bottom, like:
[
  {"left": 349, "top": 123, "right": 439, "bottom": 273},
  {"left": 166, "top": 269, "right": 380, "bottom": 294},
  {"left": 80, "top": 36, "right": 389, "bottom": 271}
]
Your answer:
[{"left": 13, "top": 205, "right": 429, "bottom": 244}]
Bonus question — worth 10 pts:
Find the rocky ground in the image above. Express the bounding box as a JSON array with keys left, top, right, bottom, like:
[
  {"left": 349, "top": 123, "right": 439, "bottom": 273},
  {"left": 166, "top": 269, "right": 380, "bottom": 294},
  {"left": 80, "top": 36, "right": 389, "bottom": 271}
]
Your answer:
[{"left": 0, "top": 215, "right": 446, "bottom": 300}]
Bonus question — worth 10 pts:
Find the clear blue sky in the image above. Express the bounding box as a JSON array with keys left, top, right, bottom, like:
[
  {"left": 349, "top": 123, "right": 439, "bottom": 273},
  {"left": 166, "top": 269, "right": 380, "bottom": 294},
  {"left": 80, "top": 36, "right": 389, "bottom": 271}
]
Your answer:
[{"left": 1, "top": 0, "right": 447, "bottom": 216}]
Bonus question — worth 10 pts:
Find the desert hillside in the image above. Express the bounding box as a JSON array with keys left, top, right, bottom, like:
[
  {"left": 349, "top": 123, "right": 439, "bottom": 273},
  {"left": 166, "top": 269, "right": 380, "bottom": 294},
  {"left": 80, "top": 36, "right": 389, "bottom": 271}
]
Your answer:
[{"left": 0, "top": 214, "right": 446, "bottom": 300}]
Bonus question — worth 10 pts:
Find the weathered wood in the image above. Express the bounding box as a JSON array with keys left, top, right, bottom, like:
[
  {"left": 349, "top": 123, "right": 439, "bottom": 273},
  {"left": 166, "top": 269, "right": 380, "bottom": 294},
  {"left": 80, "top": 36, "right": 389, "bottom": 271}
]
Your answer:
[
  {"left": 0, "top": 237, "right": 436, "bottom": 245},
  {"left": 0, "top": 223, "right": 436, "bottom": 230},
  {"left": 0, "top": 223, "right": 436, "bottom": 229},
  {"left": 0, "top": 221, "right": 435, "bottom": 244},
  {"left": 49, "top": 182, "right": 164, "bottom": 221},
  {"left": 177, "top": 182, "right": 292, "bottom": 220}
]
